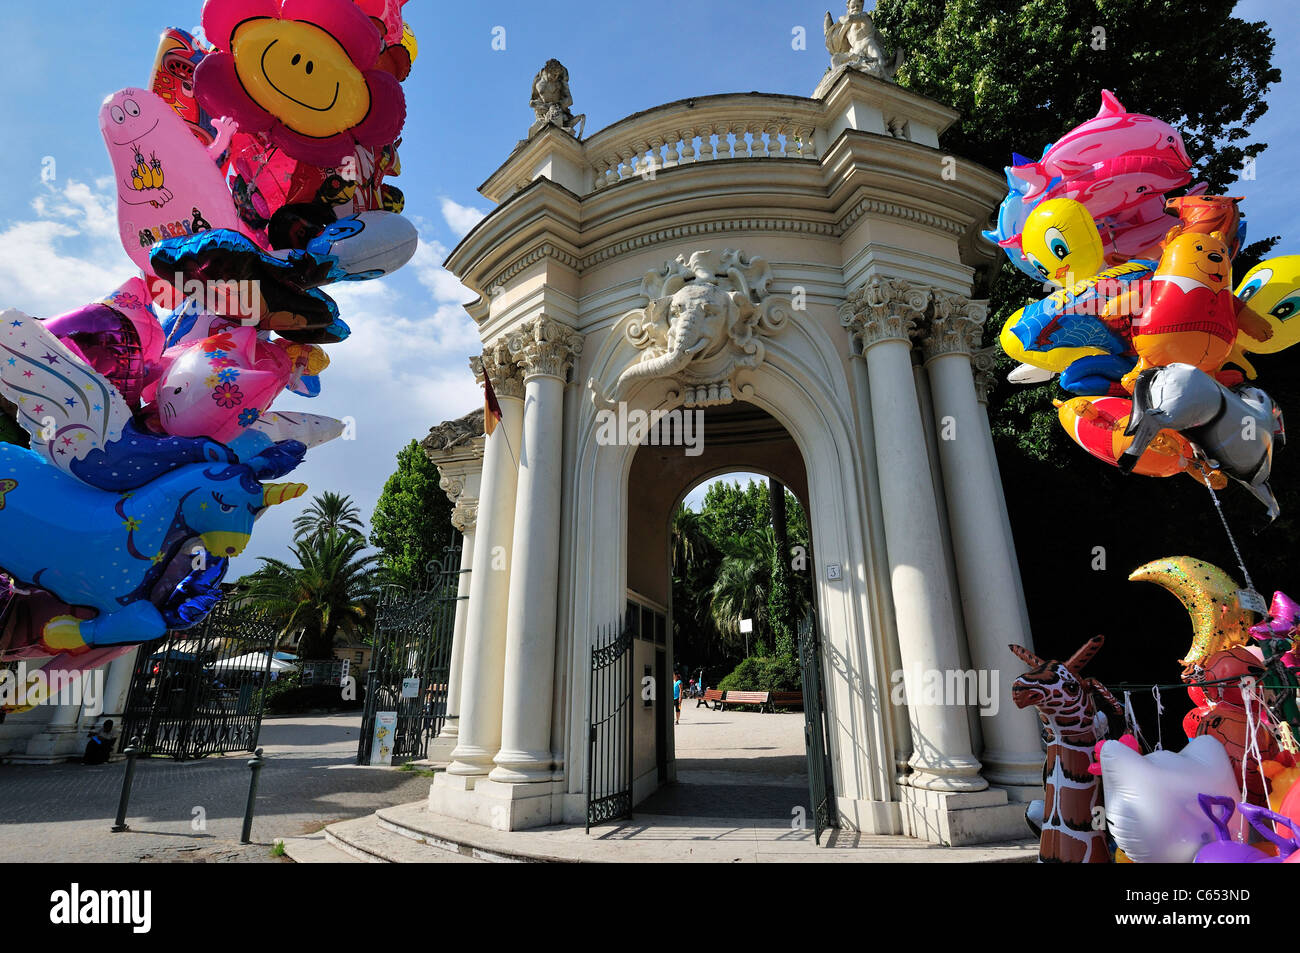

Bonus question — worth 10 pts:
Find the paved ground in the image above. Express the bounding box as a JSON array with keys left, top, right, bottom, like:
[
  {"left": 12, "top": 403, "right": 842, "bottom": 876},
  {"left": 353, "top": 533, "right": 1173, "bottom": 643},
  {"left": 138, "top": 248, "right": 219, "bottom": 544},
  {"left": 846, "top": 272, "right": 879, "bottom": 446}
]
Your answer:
[
  {"left": 638, "top": 705, "right": 809, "bottom": 820},
  {"left": 0, "top": 713, "right": 435, "bottom": 863},
  {"left": 292, "top": 707, "right": 1034, "bottom": 862}
]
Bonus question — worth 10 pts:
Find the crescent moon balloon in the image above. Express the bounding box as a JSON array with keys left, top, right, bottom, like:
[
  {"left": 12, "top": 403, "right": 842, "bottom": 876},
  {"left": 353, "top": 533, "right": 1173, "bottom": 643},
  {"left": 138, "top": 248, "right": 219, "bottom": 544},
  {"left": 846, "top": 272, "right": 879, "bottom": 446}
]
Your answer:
[{"left": 1128, "top": 556, "right": 1256, "bottom": 676}]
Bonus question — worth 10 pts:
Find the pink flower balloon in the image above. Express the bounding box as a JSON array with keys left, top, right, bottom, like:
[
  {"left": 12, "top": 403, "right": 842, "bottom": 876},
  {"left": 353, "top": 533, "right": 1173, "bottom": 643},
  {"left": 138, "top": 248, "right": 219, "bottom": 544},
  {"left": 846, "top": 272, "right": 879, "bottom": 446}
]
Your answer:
[
  {"left": 156, "top": 327, "right": 291, "bottom": 443},
  {"left": 195, "top": 0, "right": 406, "bottom": 166}
]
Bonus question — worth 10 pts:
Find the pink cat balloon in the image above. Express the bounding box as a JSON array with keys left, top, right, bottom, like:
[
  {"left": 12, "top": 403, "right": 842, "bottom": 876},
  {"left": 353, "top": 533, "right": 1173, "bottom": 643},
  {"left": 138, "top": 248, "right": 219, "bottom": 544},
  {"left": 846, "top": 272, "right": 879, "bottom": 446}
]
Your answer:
[
  {"left": 156, "top": 327, "right": 291, "bottom": 444},
  {"left": 99, "top": 87, "right": 241, "bottom": 281}
]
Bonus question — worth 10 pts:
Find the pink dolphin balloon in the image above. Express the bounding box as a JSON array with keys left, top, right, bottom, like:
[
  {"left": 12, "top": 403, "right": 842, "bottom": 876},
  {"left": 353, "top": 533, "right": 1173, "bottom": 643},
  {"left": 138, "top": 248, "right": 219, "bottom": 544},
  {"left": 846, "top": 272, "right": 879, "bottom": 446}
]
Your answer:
[
  {"left": 99, "top": 88, "right": 242, "bottom": 281},
  {"left": 156, "top": 327, "right": 291, "bottom": 443},
  {"left": 1013, "top": 90, "right": 1193, "bottom": 201}
]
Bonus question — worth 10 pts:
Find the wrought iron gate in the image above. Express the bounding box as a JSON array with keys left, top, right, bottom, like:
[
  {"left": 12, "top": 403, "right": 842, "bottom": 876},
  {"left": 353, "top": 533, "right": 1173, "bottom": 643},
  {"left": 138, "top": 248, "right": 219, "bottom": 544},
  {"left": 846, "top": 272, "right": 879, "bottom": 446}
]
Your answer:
[
  {"left": 585, "top": 620, "right": 634, "bottom": 832},
  {"left": 798, "top": 609, "right": 837, "bottom": 844},
  {"left": 119, "top": 598, "right": 278, "bottom": 760},
  {"left": 357, "top": 538, "right": 463, "bottom": 765}
]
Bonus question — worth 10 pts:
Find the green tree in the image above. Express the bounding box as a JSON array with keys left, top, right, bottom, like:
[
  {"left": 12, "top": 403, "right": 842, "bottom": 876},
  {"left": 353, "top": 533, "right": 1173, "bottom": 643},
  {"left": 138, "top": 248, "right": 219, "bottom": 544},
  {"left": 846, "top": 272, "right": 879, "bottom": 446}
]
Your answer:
[
  {"left": 369, "top": 440, "right": 455, "bottom": 587},
  {"left": 293, "top": 491, "right": 364, "bottom": 543},
  {"left": 240, "top": 530, "right": 382, "bottom": 660}
]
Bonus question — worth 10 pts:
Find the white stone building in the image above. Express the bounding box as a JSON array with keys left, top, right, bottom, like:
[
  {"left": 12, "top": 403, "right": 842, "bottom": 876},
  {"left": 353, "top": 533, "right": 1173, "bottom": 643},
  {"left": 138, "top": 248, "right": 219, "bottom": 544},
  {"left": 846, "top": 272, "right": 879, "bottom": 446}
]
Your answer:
[{"left": 423, "top": 45, "right": 1046, "bottom": 845}]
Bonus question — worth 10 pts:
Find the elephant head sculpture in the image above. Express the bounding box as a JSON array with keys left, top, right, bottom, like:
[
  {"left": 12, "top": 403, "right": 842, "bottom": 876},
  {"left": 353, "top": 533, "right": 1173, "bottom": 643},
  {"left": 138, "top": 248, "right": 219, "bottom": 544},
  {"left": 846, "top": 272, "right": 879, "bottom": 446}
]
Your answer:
[{"left": 605, "top": 249, "right": 790, "bottom": 401}]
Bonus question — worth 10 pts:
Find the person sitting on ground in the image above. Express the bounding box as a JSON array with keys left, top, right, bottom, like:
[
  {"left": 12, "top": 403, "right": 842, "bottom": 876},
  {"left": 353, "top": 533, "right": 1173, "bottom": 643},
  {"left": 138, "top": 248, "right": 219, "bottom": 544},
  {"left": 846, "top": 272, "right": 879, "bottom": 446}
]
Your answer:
[{"left": 82, "top": 719, "right": 116, "bottom": 766}]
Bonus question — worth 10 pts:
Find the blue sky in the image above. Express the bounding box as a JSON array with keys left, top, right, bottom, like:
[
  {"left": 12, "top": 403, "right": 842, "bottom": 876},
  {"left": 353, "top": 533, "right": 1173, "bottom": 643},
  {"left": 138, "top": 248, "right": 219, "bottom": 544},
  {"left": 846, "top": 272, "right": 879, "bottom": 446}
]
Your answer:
[{"left": 0, "top": 0, "right": 1295, "bottom": 571}]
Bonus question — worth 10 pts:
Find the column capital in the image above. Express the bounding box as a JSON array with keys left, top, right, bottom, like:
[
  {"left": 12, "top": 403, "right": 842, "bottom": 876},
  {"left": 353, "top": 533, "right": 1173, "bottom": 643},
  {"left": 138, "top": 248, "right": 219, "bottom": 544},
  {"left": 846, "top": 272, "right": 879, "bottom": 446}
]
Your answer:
[
  {"left": 507, "top": 315, "right": 584, "bottom": 382},
  {"left": 840, "top": 276, "right": 931, "bottom": 354},
  {"left": 471, "top": 340, "right": 526, "bottom": 400},
  {"left": 970, "top": 345, "right": 1000, "bottom": 405},
  {"left": 452, "top": 499, "right": 479, "bottom": 534},
  {"left": 922, "top": 293, "right": 989, "bottom": 361}
]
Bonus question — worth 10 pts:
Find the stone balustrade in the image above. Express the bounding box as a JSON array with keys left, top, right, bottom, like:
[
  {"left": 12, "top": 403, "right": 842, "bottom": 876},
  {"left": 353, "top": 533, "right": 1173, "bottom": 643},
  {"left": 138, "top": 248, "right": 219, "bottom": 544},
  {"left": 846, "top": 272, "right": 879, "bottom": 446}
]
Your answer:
[{"left": 584, "top": 98, "right": 823, "bottom": 191}]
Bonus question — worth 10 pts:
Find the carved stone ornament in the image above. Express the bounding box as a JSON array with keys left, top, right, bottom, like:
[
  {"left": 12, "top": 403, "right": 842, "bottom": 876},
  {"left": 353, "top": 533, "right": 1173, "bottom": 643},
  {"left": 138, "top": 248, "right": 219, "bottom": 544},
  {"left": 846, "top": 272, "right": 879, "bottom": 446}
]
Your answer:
[
  {"left": 924, "top": 293, "right": 989, "bottom": 359},
  {"left": 452, "top": 499, "right": 479, "bottom": 534},
  {"left": 528, "top": 59, "right": 586, "bottom": 139},
  {"left": 423, "top": 409, "right": 486, "bottom": 454},
  {"left": 471, "top": 340, "right": 525, "bottom": 400},
  {"left": 591, "top": 249, "right": 792, "bottom": 408},
  {"left": 839, "top": 276, "right": 930, "bottom": 353},
  {"left": 506, "top": 315, "right": 584, "bottom": 381},
  {"left": 970, "top": 345, "right": 999, "bottom": 404},
  {"left": 823, "top": 0, "right": 904, "bottom": 82}
]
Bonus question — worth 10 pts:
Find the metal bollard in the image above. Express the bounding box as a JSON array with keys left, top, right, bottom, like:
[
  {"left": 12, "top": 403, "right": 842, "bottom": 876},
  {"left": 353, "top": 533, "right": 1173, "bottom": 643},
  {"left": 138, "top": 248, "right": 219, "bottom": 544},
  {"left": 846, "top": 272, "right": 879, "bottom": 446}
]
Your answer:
[
  {"left": 111, "top": 737, "right": 141, "bottom": 833},
  {"left": 240, "top": 747, "right": 265, "bottom": 844}
]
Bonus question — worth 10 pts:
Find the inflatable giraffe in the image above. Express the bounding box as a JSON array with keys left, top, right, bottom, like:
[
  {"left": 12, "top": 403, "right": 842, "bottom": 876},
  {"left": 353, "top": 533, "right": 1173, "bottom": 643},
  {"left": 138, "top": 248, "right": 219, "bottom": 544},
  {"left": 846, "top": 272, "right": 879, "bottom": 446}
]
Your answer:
[{"left": 1010, "top": 636, "right": 1120, "bottom": 863}]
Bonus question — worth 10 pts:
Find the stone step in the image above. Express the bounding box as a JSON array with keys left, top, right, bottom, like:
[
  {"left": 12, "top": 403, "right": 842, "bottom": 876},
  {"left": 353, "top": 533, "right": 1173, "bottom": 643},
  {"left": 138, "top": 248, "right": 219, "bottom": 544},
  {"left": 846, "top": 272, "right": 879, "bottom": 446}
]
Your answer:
[
  {"left": 325, "top": 815, "right": 485, "bottom": 863},
  {"left": 279, "top": 832, "right": 364, "bottom": 864}
]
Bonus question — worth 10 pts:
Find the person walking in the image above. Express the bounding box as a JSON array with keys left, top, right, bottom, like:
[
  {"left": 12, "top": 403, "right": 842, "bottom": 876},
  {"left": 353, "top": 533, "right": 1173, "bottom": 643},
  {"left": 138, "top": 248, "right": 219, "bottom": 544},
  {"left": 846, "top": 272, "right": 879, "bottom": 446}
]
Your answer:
[{"left": 673, "top": 671, "right": 683, "bottom": 725}]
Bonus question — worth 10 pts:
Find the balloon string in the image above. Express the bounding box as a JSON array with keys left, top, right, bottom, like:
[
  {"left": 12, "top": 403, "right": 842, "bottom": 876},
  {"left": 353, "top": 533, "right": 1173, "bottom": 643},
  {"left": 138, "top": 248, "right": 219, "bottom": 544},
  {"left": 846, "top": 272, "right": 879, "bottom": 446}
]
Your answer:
[
  {"left": 1203, "top": 480, "right": 1256, "bottom": 593},
  {"left": 1151, "top": 685, "right": 1165, "bottom": 751},
  {"left": 1122, "top": 690, "right": 1148, "bottom": 751}
]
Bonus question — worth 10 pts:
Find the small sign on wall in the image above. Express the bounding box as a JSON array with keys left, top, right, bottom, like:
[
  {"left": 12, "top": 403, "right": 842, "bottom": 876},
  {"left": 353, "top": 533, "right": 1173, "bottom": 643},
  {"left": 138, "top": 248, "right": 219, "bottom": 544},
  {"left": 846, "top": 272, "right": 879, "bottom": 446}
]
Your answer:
[
  {"left": 370, "top": 711, "right": 398, "bottom": 766},
  {"left": 826, "top": 563, "right": 842, "bottom": 581}
]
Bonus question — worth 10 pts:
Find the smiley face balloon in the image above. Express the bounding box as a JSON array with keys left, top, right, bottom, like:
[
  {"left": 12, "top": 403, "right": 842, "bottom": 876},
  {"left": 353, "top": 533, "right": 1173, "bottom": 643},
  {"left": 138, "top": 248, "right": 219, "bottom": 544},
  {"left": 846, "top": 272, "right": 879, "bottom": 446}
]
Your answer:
[
  {"left": 195, "top": 0, "right": 406, "bottom": 166},
  {"left": 99, "top": 87, "right": 244, "bottom": 279}
]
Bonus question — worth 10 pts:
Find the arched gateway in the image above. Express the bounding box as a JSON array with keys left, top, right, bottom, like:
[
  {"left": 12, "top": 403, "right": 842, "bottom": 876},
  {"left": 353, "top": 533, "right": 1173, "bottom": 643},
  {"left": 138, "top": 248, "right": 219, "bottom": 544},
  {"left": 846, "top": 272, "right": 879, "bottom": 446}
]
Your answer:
[{"left": 422, "top": 47, "right": 1046, "bottom": 845}]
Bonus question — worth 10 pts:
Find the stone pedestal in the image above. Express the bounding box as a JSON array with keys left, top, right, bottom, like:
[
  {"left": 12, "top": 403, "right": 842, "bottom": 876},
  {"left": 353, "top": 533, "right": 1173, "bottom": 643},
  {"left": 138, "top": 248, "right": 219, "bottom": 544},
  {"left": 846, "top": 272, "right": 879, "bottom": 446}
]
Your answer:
[
  {"left": 428, "top": 771, "right": 562, "bottom": 830},
  {"left": 898, "top": 784, "right": 1031, "bottom": 846}
]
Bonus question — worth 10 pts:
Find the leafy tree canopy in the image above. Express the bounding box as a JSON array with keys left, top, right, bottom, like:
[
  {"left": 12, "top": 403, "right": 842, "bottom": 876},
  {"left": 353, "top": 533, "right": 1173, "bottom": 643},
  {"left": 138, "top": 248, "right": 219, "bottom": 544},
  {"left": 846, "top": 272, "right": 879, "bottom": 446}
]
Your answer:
[{"left": 369, "top": 440, "right": 455, "bottom": 587}]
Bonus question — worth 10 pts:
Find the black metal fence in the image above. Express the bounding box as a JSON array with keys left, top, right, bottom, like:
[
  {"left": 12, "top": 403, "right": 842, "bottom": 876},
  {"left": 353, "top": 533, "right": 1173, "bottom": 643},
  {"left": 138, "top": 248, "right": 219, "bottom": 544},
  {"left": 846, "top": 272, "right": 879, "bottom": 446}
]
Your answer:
[
  {"left": 585, "top": 620, "right": 635, "bottom": 832},
  {"left": 357, "top": 539, "right": 463, "bottom": 765},
  {"left": 798, "top": 609, "right": 837, "bottom": 844},
  {"left": 119, "top": 598, "right": 278, "bottom": 760}
]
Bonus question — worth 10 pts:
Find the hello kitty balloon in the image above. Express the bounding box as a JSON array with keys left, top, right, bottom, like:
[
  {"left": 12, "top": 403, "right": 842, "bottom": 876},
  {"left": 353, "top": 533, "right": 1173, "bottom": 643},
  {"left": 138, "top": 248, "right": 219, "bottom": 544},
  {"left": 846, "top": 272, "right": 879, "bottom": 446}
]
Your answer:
[{"left": 155, "top": 327, "right": 291, "bottom": 443}]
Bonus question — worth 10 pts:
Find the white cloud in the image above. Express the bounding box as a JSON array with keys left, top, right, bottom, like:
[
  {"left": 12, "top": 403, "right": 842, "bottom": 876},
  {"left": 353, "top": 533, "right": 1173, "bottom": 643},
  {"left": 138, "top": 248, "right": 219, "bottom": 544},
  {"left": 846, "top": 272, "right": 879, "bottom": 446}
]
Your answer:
[
  {"left": 0, "top": 179, "right": 134, "bottom": 317},
  {"left": 440, "top": 196, "right": 488, "bottom": 237}
]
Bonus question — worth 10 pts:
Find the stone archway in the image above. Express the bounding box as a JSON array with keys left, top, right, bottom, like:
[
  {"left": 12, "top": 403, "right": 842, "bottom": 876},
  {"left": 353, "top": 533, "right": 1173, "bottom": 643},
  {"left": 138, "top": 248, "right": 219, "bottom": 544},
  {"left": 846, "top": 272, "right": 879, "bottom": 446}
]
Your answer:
[{"left": 624, "top": 403, "right": 817, "bottom": 821}]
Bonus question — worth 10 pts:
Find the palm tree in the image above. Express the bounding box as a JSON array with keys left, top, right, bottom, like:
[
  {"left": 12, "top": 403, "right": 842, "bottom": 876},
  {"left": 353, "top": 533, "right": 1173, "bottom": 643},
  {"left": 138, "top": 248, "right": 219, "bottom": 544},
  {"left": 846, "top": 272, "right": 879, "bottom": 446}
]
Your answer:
[
  {"left": 242, "top": 529, "right": 383, "bottom": 659},
  {"left": 670, "top": 504, "right": 715, "bottom": 577},
  {"left": 292, "top": 491, "right": 365, "bottom": 543},
  {"left": 708, "top": 526, "right": 776, "bottom": 655}
]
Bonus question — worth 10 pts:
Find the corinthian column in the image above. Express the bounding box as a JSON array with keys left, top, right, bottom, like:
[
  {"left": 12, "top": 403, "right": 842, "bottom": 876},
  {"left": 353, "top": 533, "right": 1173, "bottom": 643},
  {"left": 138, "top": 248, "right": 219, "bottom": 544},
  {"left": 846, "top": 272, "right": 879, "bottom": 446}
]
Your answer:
[
  {"left": 446, "top": 344, "right": 524, "bottom": 778},
  {"left": 491, "top": 317, "right": 583, "bottom": 782},
  {"left": 841, "top": 277, "right": 986, "bottom": 792},
  {"left": 922, "top": 294, "right": 1043, "bottom": 789}
]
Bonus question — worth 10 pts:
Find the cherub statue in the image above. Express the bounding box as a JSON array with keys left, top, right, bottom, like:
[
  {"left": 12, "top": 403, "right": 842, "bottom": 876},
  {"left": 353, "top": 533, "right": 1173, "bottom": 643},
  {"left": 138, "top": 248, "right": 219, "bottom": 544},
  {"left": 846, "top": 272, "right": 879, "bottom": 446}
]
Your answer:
[
  {"left": 823, "top": 0, "right": 903, "bottom": 81},
  {"left": 528, "top": 59, "right": 586, "bottom": 139}
]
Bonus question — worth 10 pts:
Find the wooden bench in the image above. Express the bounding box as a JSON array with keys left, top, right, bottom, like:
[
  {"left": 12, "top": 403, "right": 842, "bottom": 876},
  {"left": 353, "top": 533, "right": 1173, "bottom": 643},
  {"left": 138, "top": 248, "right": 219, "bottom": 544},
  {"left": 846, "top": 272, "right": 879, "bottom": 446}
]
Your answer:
[
  {"left": 719, "top": 690, "right": 771, "bottom": 712},
  {"left": 698, "top": 688, "right": 724, "bottom": 709},
  {"left": 769, "top": 691, "right": 804, "bottom": 711}
]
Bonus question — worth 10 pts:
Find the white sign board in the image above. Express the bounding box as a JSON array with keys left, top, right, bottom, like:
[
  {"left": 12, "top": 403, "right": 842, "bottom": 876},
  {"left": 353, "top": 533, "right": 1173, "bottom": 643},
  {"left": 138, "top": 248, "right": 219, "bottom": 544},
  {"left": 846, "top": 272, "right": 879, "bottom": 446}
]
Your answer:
[
  {"left": 370, "top": 711, "right": 398, "bottom": 766},
  {"left": 739, "top": 618, "right": 754, "bottom": 633},
  {"left": 401, "top": 676, "right": 420, "bottom": 699}
]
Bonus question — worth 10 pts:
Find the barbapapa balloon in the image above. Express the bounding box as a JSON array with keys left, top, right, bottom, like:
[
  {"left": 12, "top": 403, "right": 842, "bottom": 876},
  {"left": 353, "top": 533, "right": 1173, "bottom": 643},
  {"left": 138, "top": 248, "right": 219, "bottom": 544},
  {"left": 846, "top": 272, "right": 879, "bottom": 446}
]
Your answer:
[{"left": 99, "top": 88, "right": 240, "bottom": 281}]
